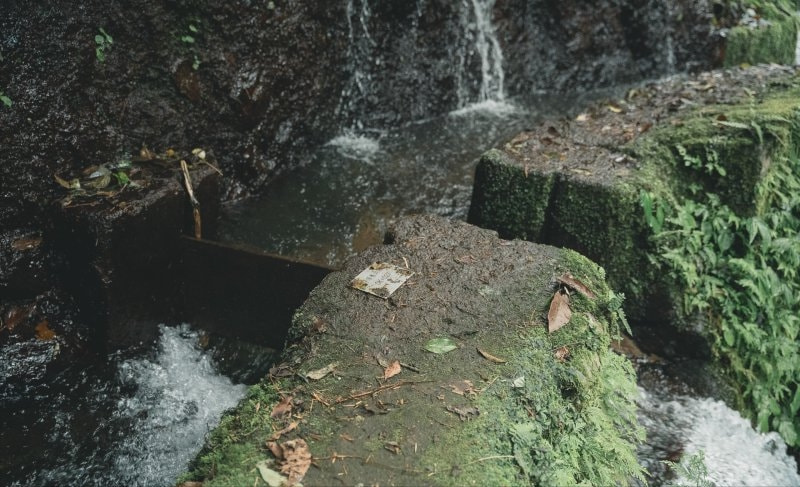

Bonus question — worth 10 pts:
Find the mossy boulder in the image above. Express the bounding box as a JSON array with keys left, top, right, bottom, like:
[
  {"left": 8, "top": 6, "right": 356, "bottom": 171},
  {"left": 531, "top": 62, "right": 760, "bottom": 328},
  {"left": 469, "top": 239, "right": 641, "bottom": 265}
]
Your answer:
[
  {"left": 468, "top": 65, "right": 800, "bottom": 447},
  {"left": 183, "top": 215, "right": 644, "bottom": 486}
]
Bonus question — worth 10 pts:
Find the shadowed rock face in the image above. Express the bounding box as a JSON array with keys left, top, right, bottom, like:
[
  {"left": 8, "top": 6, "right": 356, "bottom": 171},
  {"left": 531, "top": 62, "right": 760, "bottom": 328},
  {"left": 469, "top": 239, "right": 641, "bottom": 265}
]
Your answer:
[{"left": 0, "top": 0, "right": 720, "bottom": 232}]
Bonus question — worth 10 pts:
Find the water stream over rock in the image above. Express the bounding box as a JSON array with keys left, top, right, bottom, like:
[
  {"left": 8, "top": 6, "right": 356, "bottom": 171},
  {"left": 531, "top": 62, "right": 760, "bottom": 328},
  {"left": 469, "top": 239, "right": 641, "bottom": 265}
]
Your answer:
[{"left": 2, "top": 325, "right": 247, "bottom": 487}]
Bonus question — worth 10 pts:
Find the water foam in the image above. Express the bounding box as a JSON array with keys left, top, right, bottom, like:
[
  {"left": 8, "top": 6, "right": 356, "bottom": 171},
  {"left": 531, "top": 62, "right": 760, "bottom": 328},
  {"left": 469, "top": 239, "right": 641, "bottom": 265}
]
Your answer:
[
  {"left": 638, "top": 388, "right": 800, "bottom": 486},
  {"left": 448, "top": 99, "right": 519, "bottom": 117},
  {"left": 326, "top": 132, "right": 381, "bottom": 160},
  {"left": 109, "top": 325, "right": 246, "bottom": 486}
]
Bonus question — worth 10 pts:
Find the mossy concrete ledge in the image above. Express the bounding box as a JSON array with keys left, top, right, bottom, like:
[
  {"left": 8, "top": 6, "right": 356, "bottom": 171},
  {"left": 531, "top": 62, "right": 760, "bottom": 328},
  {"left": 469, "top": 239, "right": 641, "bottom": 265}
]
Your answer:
[
  {"left": 469, "top": 65, "right": 800, "bottom": 327},
  {"left": 183, "top": 215, "right": 644, "bottom": 486}
]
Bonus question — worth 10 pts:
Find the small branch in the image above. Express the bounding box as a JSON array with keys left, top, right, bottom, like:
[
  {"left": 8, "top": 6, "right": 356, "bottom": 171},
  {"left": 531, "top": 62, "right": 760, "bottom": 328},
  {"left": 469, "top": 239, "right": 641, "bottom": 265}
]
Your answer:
[
  {"left": 334, "top": 380, "right": 432, "bottom": 404},
  {"left": 180, "top": 159, "right": 202, "bottom": 239}
]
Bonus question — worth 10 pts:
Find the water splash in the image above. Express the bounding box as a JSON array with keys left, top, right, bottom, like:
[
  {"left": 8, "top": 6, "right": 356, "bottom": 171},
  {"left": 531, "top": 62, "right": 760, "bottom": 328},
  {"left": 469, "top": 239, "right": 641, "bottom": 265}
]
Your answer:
[
  {"left": 108, "top": 325, "right": 247, "bottom": 486},
  {"left": 326, "top": 131, "right": 382, "bottom": 161},
  {"left": 637, "top": 388, "right": 800, "bottom": 486}
]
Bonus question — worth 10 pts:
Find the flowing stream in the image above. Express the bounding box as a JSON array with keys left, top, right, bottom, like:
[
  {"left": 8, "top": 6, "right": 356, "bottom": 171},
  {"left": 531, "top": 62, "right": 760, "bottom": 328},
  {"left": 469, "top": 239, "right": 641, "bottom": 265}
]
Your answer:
[{"left": 1, "top": 325, "right": 247, "bottom": 487}]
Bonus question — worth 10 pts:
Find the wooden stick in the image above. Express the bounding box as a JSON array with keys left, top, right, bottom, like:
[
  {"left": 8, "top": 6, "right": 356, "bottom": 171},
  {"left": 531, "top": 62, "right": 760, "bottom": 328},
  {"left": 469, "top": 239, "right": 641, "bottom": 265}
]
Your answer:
[{"left": 180, "top": 160, "right": 202, "bottom": 239}]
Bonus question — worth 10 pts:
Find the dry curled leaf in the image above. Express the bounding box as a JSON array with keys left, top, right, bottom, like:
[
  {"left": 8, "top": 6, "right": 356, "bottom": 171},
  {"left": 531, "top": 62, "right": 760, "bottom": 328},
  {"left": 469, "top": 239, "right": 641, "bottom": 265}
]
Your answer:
[
  {"left": 270, "top": 395, "right": 293, "bottom": 419},
  {"left": 384, "top": 441, "right": 401, "bottom": 454},
  {"left": 557, "top": 273, "right": 596, "bottom": 299},
  {"left": 305, "top": 362, "right": 338, "bottom": 381},
  {"left": 547, "top": 291, "right": 572, "bottom": 333},
  {"left": 383, "top": 360, "right": 402, "bottom": 380},
  {"left": 477, "top": 347, "right": 507, "bottom": 364},
  {"left": 256, "top": 460, "right": 288, "bottom": 487}
]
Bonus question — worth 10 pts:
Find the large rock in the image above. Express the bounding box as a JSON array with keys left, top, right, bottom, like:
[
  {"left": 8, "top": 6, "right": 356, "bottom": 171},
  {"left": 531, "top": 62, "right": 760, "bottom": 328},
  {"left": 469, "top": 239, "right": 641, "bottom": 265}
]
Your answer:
[{"left": 184, "top": 215, "right": 644, "bottom": 486}]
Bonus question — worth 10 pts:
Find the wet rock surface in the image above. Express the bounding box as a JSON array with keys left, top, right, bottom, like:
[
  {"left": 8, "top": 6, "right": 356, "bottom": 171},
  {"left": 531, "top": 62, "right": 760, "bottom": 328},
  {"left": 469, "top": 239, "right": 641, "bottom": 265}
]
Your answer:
[{"left": 186, "top": 215, "right": 644, "bottom": 486}]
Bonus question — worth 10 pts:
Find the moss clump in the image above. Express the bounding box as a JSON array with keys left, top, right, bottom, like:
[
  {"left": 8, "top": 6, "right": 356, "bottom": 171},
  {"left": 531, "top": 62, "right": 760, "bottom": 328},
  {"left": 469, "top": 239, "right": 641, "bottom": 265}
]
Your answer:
[
  {"left": 714, "top": 1, "right": 799, "bottom": 67},
  {"left": 418, "top": 249, "right": 645, "bottom": 487},
  {"left": 468, "top": 149, "right": 557, "bottom": 241},
  {"left": 180, "top": 381, "right": 282, "bottom": 486}
]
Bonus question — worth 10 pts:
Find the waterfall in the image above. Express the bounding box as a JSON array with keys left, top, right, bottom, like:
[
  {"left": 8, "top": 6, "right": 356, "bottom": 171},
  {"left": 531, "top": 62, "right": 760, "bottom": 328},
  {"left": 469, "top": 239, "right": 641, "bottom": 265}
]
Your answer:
[
  {"left": 338, "top": 0, "right": 375, "bottom": 132},
  {"left": 469, "top": 0, "right": 505, "bottom": 103},
  {"left": 454, "top": 0, "right": 512, "bottom": 114}
]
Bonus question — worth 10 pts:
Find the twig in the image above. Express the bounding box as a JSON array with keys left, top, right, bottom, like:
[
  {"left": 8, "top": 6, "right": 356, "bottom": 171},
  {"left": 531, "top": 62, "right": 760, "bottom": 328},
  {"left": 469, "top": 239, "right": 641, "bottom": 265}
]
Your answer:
[{"left": 180, "top": 159, "right": 202, "bottom": 239}]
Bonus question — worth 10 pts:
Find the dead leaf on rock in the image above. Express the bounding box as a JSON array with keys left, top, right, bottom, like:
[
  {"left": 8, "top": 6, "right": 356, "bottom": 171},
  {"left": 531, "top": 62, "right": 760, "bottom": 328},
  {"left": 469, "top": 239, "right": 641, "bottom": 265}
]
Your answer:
[
  {"left": 271, "top": 395, "right": 294, "bottom": 419},
  {"left": 383, "top": 360, "right": 402, "bottom": 380},
  {"left": 267, "top": 441, "right": 284, "bottom": 460},
  {"left": 448, "top": 380, "right": 477, "bottom": 397},
  {"left": 34, "top": 320, "right": 56, "bottom": 340},
  {"left": 305, "top": 362, "right": 338, "bottom": 381},
  {"left": 311, "top": 316, "right": 328, "bottom": 333},
  {"left": 557, "top": 273, "right": 596, "bottom": 299},
  {"left": 554, "top": 346, "right": 570, "bottom": 362},
  {"left": 280, "top": 438, "right": 312, "bottom": 485},
  {"left": 547, "top": 291, "right": 572, "bottom": 333},
  {"left": 446, "top": 405, "right": 480, "bottom": 421},
  {"left": 477, "top": 347, "right": 507, "bottom": 364},
  {"left": 384, "top": 441, "right": 401, "bottom": 454},
  {"left": 575, "top": 113, "right": 589, "bottom": 122},
  {"left": 268, "top": 421, "right": 298, "bottom": 441}
]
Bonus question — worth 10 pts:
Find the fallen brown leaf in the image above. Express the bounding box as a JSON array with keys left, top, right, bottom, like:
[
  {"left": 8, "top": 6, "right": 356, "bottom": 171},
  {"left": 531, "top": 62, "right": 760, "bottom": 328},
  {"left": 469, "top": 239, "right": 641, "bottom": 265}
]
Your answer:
[
  {"left": 383, "top": 360, "right": 402, "bottom": 380},
  {"left": 477, "top": 347, "right": 507, "bottom": 364},
  {"left": 280, "top": 439, "right": 312, "bottom": 485},
  {"left": 547, "top": 291, "right": 572, "bottom": 333},
  {"left": 270, "top": 395, "right": 293, "bottom": 419},
  {"left": 268, "top": 421, "right": 298, "bottom": 441},
  {"left": 557, "top": 273, "right": 596, "bottom": 299},
  {"left": 448, "top": 380, "right": 477, "bottom": 397}
]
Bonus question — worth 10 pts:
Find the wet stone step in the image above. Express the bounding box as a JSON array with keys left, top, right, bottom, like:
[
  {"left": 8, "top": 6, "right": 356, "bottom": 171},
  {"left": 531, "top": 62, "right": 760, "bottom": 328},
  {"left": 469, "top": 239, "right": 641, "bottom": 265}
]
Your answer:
[{"left": 184, "top": 214, "right": 644, "bottom": 486}]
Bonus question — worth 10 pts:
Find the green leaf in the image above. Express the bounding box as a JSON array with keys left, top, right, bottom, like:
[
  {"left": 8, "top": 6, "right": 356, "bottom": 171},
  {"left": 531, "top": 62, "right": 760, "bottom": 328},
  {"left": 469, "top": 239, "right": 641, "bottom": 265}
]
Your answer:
[
  {"left": 188, "top": 24, "right": 198, "bottom": 33},
  {"left": 778, "top": 420, "right": 798, "bottom": 446},
  {"left": 0, "top": 94, "right": 11, "bottom": 107},
  {"left": 791, "top": 388, "right": 800, "bottom": 415},
  {"left": 95, "top": 34, "right": 105, "bottom": 44},
  {"left": 723, "top": 328, "right": 735, "bottom": 347},
  {"left": 181, "top": 35, "right": 195, "bottom": 43},
  {"left": 424, "top": 337, "right": 458, "bottom": 354}
]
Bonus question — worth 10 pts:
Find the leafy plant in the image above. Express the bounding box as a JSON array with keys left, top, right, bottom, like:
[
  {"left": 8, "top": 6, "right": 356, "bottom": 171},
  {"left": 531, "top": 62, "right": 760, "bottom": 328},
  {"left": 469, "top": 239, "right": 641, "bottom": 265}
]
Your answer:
[
  {"left": 651, "top": 150, "right": 800, "bottom": 446},
  {"left": 663, "top": 450, "right": 712, "bottom": 487},
  {"left": 0, "top": 90, "right": 11, "bottom": 107},
  {"left": 95, "top": 27, "right": 113, "bottom": 62}
]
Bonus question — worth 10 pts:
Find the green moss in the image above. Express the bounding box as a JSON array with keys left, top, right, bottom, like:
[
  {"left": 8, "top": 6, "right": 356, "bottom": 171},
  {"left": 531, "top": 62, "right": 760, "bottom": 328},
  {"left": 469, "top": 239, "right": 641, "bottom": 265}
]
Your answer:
[
  {"left": 468, "top": 149, "right": 556, "bottom": 240},
  {"left": 422, "top": 249, "right": 644, "bottom": 487},
  {"left": 182, "top": 381, "right": 282, "bottom": 485},
  {"left": 725, "top": 15, "right": 797, "bottom": 67}
]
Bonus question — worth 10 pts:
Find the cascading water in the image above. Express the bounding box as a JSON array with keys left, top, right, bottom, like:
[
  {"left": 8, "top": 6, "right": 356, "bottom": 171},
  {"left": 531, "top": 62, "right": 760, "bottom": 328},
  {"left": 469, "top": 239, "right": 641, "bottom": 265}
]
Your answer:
[
  {"left": 455, "top": 0, "right": 507, "bottom": 111},
  {"left": 4, "top": 325, "right": 247, "bottom": 487}
]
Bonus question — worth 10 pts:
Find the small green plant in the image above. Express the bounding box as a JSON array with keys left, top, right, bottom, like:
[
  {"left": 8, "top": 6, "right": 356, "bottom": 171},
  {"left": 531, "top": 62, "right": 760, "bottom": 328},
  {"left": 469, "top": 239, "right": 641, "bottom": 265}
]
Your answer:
[
  {"left": 181, "top": 21, "right": 200, "bottom": 44},
  {"left": 663, "top": 450, "right": 712, "bottom": 487},
  {"left": 95, "top": 27, "right": 113, "bottom": 62},
  {"left": 0, "top": 90, "right": 11, "bottom": 108}
]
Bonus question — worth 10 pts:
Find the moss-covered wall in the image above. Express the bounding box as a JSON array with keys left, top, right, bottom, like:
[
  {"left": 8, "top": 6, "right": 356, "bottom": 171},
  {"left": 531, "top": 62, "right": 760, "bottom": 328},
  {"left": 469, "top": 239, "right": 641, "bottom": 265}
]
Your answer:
[{"left": 721, "top": 1, "right": 799, "bottom": 67}]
